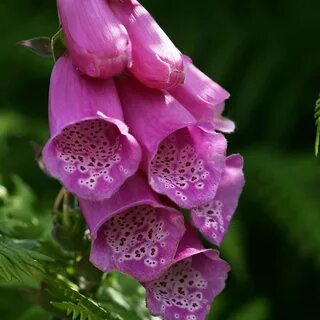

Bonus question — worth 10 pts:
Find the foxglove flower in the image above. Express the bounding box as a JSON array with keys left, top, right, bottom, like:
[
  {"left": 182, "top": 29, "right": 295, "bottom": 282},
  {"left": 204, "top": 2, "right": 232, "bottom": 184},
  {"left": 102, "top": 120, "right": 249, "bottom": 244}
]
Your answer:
[
  {"left": 169, "top": 56, "right": 234, "bottom": 133},
  {"left": 116, "top": 75, "right": 227, "bottom": 209},
  {"left": 191, "top": 154, "right": 245, "bottom": 246},
  {"left": 143, "top": 224, "right": 230, "bottom": 320},
  {"left": 42, "top": 55, "right": 141, "bottom": 201},
  {"left": 109, "top": 0, "right": 184, "bottom": 90},
  {"left": 57, "top": 0, "right": 132, "bottom": 78},
  {"left": 79, "top": 173, "right": 185, "bottom": 282}
]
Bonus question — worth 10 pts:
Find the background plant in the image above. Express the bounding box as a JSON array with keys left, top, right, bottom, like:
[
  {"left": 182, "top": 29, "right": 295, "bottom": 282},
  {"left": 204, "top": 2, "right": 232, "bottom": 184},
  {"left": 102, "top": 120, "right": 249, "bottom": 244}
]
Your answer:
[{"left": 0, "top": 0, "right": 319, "bottom": 319}]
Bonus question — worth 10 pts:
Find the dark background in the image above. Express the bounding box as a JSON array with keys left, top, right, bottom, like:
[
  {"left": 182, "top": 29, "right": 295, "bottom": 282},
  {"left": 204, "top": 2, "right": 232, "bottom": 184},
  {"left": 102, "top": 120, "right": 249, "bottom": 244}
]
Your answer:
[{"left": 0, "top": 0, "right": 319, "bottom": 319}]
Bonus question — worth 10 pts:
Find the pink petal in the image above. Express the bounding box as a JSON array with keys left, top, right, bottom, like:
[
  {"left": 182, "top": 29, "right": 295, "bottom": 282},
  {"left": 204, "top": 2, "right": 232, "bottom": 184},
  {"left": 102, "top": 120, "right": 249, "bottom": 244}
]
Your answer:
[
  {"left": 42, "top": 56, "right": 141, "bottom": 201},
  {"left": 80, "top": 173, "right": 185, "bottom": 282},
  {"left": 116, "top": 75, "right": 227, "bottom": 209},
  {"left": 109, "top": 0, "right": 184, "bottom": 89},
  {"left": 169, "top": 56, "right": 234, "bottom": 133},
  {"left": 144, "top": 225, "right": 230, "bottom": 320},
  {"left": 191, "top": 154, "right": 245, "bottom": 246},
  {"left": 57, "top": 0, "right": 131, "bottom": 78}
]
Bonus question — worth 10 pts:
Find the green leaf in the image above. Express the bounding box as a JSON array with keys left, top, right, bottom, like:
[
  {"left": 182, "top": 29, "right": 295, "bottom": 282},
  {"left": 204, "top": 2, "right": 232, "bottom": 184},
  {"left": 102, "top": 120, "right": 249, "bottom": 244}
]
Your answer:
[
  {"left": 97, "top": 273, "right": 159, "bottom": 320},
  {"left": 51, "top": 28, "right": 66, "bottom": 62},
  {"left": 47, "top": 275, "right": 120, "bottom": 320},
  {"left": 17, "top": 29, "right": 66, "bottom": 61},
  {"left": 0, "top": 176, "right": 50, "bottom": 238},
  {"left": 0, "top": 235, "right": 52, "bottom": 282},
  {"left": 51, "top": 301, "right": 106, "bottom": 320},
  {"left": 315, "top": 94, "right": 320, "bottom": 156},
  {"left": 17, "top": 37, "right": 52, "bottom": 57}
]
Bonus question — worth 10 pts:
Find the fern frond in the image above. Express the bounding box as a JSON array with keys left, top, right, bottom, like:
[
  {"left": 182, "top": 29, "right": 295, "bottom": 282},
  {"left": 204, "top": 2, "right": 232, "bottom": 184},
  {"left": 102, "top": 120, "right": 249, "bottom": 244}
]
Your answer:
[
  {"left": 48, "top": 275, "right": 121, "bottom": 320},
  {"left": 315, "top": 94, "right": 320, "bottom": 156},
  {"left": 51, "top": 301, "right": 105, "bottom": 320},
  {"left": 0, "top": 235, "right": 52, "bottom": 281}
]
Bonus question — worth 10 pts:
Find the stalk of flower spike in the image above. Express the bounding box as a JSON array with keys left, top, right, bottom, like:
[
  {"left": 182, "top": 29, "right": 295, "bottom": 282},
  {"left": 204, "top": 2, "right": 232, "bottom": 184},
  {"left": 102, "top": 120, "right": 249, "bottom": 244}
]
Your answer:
[
  {"left": 79, "top": 173, "right": 185, "bottom": 282},
  {"left": 116, "top": 75, "right": 227, "bottom": 209},
  {"left": 169, "top": 56, "right": 235, "bottom": 133},
  {"left": 143, "top": 224, "right": 230, "bottom": 320},
  {"left": 191, "top": 154, "right": 245, "bottom": 246},
  {"left": 42, "top": 55, "right": 141, "bottom": 201},
  {"left": 109, "top": 0, "right": 184, "bottom": 90},
  {"left": 57, "top": 0, "right": 132, "bottom": 78}
]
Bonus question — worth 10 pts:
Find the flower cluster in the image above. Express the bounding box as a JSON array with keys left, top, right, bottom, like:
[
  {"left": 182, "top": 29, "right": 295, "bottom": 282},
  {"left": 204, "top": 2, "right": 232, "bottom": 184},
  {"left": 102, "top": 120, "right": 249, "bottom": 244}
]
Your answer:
[{"left": 42, "top": 1, "right": 245, "bottom": 319}]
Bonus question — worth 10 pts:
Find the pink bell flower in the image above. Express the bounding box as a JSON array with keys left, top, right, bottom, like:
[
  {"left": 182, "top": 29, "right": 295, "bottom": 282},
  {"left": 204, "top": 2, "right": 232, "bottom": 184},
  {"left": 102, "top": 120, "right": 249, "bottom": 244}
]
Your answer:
[
  {"left": 42, "top": 55, "right": 141, "bottom": 201},
  {"left": 143, "top": 224, "right": 230, "bottom": 320},
  {"left": 191, "top": 154, "right": 245, "bottom": 246},
  {"left": 79, "top": 173, "right": 185, "bottom": 282},
  {"left": 116, "top": 75, "right": 227, "bottom": 209}
]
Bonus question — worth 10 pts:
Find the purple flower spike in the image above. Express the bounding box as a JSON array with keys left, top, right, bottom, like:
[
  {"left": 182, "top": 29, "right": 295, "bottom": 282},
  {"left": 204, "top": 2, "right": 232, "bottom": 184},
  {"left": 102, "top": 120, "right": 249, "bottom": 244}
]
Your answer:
[
  {"left": 109, "top": 0, "right": 184, "bottom": 90},
  {"left": 143, "top": 224, "right": 230, "bottom": 320},
  {"left": 116, "top": 76, "right": 227, "bottom": 209},
  {"left": 169, "top": 56, "right": 235, "bottom": 133},
  {"left": 79, "top": 173, "right": 185, "bottom": 282},
  {"left": 191, "top": 154, "right": 245, "bottom": 246},
  {"left": 57, "top": 0, "right": 131, "bottom": 78},
  {"left": 42, "top": 56, "right": 141, "bottom": 201}
]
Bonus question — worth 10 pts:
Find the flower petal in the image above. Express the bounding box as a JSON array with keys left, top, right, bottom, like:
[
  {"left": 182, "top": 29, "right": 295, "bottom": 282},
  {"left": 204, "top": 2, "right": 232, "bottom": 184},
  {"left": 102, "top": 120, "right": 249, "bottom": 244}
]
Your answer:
[
  {"left": 110, "top": 0, "right": 184, "bottom": 89},
  {"left": 42, "top": 56, "right": 141, "bottom": 201},
  {"left": 80, "top": 173, "right": 185, "bottom": 282},
  {"left": 144, "top": 225, "right": 230, "bottom": 320},
  {"left": 191, "top": 154, "right": 245, "bottom": 246},
  {"left": 149, "top": 127, "right": 227, "bottom": 209},
  {"left": 169, "top": 56, "right": 233, "bottom": 133},
  {"left": 58, "top": 0, "right": 131, "bottom": 78},
  {"left": 116, "top": 75, "right": 227, "bottom": 208}
]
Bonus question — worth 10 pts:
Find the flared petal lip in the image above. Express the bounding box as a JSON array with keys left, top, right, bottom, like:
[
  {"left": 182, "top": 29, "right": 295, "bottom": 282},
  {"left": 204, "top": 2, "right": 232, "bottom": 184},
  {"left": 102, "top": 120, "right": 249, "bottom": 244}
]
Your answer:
[
  {"left": 45, "top": 111, "right": 135, "bottom": 150},
  {"left": 84, "top": 198, "right": 185, "bottom": 279},
  {"left": 173, "top": 246, "right": 230, "bottom": 271},
  {"left": 42, "top": 112, "right": 142, "bottom": 197},
  {"left": 198, "top": 116, "right": 236, "bottom": 134},
  {"left": 148, "top": 126, "right": 227, "bottom": 209},
  {"left": 81, "top": 198, "right": 183, "bottom": 242}
]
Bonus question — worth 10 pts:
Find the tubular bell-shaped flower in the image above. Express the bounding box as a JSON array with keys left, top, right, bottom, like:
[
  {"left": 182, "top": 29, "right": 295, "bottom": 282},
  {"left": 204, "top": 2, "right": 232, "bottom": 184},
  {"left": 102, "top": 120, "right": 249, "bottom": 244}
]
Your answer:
[
  {"left": 42, "top": 55, "right": 141, "bottom": 201},
  {"left": 109, "top": 0, "right": 184, "bottom": 90},
  {"left": 116, "top": 75, "right": 227, "bottom": 209},
  {"left": 143, "top": 224, "right": 230, "bottom": 320},
  {"left": 191, "top": 154, "right": 245, "bottom": 246},
  {"left": 169, "top": 56, "right": 235, "bottom": 133},
  {"left": 57, "top": 0, "right": 132, "bottom": 78},
  {"left": 79, "top": 173, "right": 185, "bottom": 282}
]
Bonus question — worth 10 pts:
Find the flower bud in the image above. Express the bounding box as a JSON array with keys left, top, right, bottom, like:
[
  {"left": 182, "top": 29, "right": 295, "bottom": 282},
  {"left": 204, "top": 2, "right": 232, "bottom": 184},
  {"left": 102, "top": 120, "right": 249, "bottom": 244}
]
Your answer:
[
  {"left": 109, "top": 0, "right": 184, "bottom": 89},
  {"left": 169, "top": 56, "right": 235, "bottom": 133},
  {"left": 57, "top": 0, "right": 132, "bottom": 78}
]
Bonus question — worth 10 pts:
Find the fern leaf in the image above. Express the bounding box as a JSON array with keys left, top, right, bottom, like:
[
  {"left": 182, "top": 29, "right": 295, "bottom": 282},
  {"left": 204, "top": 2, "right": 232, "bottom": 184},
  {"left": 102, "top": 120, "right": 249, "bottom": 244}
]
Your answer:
[
  {"left": 315, "top": 94, "right": 320, "bottom": 156},
  {"left": 51, "top": 301, "right": 97, "bottom": 320},
  {"left": 0, "top": 235, "right": 52, "bottom": 281},
  {"left": 48, "top": 275, "right": 121, "bottom": 320}
]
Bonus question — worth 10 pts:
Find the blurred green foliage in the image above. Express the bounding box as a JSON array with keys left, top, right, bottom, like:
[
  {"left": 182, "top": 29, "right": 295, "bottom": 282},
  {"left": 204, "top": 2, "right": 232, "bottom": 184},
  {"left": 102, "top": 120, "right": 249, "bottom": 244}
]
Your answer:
[{"left": 0, "top": 0, "right": 319, "bottom": 319}]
